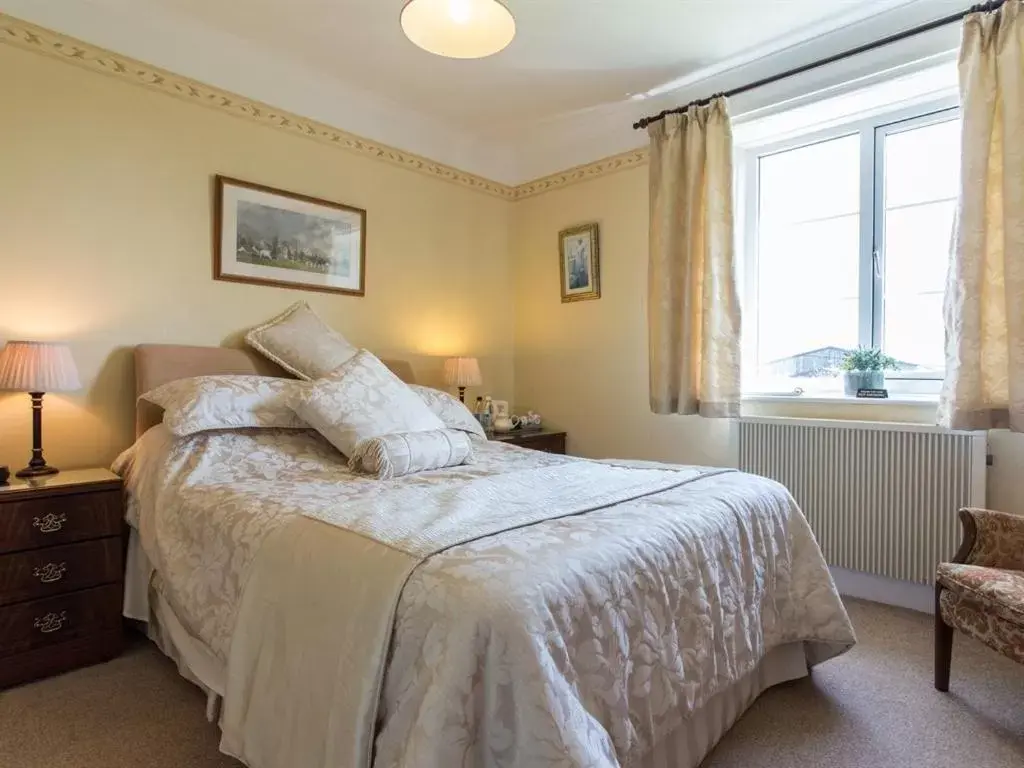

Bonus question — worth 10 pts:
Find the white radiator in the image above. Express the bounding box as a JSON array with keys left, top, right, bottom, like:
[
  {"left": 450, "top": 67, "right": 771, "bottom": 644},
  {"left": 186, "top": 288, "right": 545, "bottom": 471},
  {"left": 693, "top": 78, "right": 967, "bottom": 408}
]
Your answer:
[{"left": 738, "top": 418, "right": 987, "bottom": 584}]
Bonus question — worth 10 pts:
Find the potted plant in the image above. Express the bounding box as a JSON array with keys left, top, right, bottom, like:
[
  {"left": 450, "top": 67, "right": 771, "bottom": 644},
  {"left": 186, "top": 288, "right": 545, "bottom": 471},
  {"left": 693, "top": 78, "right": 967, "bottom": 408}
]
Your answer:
[{"left": 839, "top": 347, "right": 898, "bottom": 396}]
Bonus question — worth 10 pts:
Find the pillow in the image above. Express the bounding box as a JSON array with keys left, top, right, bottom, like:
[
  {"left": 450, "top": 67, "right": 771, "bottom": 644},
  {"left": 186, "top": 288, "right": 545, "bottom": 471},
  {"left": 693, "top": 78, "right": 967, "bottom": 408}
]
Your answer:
[
  {"left": 409, "top": 385, "right": 487, "bottom": 440},
  {"left": 139, "top": 375, "right": 308, "bottom": 437},
  {"left": 349, "top": 429, "right": 474, "bottom": 479},
  {"left": 245, "top": 301, "right": 357, "bottom": 380},
  {"left": 291, "top": 350, "right": 444, "bottom": 457}
]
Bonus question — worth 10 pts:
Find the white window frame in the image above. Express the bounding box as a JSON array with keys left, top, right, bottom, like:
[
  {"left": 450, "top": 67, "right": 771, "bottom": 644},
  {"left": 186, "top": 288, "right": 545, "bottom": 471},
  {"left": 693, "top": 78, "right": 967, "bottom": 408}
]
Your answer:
[{"left": 740, "top": 95, "right": 960, "bottom": 396}]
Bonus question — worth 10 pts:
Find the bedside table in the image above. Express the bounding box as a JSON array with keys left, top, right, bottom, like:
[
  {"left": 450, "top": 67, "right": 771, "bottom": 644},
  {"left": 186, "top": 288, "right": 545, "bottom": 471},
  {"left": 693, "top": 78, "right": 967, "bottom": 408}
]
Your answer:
[
  {"left": 490, "top": 429, "right": 567, "bottom": 455},
  {"left": 0, "top": 468, "right": 124, "bottom": 688}
]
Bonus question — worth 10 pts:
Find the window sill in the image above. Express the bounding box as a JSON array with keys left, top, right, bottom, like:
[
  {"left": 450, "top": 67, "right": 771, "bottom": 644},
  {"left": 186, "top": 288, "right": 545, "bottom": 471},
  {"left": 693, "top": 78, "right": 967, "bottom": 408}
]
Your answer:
[
  {"left": 741, "top": 392, "right": 938, "bottom": 425},
  {"left": 742, "top": 393, "right": 938, "bottom": 406}
]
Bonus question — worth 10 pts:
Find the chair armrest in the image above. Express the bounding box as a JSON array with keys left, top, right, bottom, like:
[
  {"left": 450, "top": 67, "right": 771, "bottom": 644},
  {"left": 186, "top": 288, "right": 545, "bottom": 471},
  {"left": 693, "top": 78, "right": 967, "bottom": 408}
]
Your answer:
[{"left": 952, "top": 507, "right": 1024, "bottom": 571}]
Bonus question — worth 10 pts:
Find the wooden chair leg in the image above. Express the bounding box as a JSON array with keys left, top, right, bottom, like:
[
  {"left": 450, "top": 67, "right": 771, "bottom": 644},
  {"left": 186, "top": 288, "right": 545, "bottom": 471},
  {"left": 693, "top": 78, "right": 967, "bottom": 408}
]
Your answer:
[{"left": 935, "top": 585, "right": 953, "bottom": 692}]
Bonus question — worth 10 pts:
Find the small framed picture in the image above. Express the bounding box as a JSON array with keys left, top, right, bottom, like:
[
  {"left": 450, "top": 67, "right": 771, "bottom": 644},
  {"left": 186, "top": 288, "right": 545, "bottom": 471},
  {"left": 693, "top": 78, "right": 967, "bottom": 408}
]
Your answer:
[
  {"left": 559, "top": 223, "right": 600, "bottom": 303},
  {"left": 214, "top": 175, "right": 366, "bottom": 296},
  {"left": 492, "top": 400, "right": 510, "bottom": 418}
]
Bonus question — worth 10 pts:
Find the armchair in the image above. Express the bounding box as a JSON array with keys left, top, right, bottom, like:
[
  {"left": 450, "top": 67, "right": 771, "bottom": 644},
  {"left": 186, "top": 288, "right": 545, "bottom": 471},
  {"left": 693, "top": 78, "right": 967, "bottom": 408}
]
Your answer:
[{"left": 935, "top": 507, "right": 1024, "bottom": 691}]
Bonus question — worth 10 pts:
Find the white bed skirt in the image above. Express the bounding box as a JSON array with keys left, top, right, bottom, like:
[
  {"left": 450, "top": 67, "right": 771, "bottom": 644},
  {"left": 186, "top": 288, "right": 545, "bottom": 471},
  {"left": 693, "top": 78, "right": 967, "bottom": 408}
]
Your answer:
[
  {"left": 637, "top": 642, "right": 807, "bottom": 767},
  {"left": 125, "top": 530, "right": 810, "bottom": 768},
  {"left": 125, "top": 530, "right": 225, "bottom": 718}
]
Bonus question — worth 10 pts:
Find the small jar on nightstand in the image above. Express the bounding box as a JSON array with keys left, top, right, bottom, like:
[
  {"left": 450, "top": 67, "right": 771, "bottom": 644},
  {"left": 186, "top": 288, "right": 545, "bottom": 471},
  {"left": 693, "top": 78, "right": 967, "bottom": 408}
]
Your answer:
[
  {"left": 0, "top": 468, "right": 124, "bottom": 688},
  {"left": 489, "top": 428, "right": 567, "bottom": 455}
]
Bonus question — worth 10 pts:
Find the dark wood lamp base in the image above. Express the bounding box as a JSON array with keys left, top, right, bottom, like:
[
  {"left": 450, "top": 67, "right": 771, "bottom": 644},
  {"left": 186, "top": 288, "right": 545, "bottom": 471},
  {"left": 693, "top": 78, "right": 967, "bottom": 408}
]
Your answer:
[
  {"left": 15, "top": 392, "right": 59, "bottom": 479},
  {"left": 15, "top": 463, "right": 59, "bottom": 479}
]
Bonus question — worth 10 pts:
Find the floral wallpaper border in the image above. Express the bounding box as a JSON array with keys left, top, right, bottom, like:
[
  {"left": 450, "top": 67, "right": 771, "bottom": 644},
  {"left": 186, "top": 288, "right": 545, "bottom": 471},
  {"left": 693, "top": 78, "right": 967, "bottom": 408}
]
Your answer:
[
  {"left": 0, "top": 13, "right": 649, "bottom": 201},
  {"left": 512, "top": 149, "right": 650, "bottom": 199}
]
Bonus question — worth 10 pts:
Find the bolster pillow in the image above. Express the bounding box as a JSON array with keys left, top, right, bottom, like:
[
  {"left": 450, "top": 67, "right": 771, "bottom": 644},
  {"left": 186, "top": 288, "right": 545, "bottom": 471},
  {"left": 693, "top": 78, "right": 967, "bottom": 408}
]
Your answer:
[{"left": 349, "top": 429, "right": 475, "bottom": 479}]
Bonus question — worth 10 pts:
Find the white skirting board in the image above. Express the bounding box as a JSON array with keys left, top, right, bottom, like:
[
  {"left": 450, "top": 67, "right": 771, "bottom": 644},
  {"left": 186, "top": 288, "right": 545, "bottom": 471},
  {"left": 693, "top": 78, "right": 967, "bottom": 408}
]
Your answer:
[{"left": 831, "top": 566, "right": 934, "bottom": 614}]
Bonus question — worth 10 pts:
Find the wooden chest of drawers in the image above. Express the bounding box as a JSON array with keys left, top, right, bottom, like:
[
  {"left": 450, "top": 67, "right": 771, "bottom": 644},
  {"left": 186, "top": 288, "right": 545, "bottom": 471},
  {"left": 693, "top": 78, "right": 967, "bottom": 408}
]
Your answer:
[{"left": 0, "top": 469, "right": 124, "bottom": 688}]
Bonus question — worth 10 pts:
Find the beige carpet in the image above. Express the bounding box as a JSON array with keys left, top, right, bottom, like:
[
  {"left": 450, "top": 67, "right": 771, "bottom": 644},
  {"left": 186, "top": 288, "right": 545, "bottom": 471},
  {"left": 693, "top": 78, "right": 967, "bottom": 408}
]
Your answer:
[{"left": 1, "top": 599, "right": 1022, "bottom": 767}]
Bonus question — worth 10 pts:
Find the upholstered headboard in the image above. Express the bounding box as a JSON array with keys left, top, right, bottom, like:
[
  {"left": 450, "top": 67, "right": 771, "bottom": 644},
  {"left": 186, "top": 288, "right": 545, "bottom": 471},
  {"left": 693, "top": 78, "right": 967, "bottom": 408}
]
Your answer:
[{"left": 133, "top": 344, "right": 416, "bottom": 438}]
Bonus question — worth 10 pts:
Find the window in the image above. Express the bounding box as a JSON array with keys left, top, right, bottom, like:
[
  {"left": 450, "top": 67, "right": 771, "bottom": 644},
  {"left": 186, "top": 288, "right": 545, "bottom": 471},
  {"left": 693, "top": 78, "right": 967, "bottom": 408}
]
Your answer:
[{"left": 742, "top": 103, "right": 960, "bottom": 397}]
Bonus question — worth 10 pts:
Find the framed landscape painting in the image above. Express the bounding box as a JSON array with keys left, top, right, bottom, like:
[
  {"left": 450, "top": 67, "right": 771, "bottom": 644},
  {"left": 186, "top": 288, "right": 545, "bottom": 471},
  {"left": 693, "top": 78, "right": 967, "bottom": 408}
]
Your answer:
[
  {"left": 214, "top": 175, "right": 366, "bottom": 296},
  {"left": 559, "top": 222, "right": 600, "bottom": 302}
]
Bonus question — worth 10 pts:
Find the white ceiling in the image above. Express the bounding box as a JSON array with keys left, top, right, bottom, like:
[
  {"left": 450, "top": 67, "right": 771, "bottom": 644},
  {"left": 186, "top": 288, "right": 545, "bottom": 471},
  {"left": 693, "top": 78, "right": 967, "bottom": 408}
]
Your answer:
[
  {"left": 1, "top": 0, "right": 967, "bottom": 183},
  {"left": 121, "top": 0, "right": 911, "bottom": 136}
]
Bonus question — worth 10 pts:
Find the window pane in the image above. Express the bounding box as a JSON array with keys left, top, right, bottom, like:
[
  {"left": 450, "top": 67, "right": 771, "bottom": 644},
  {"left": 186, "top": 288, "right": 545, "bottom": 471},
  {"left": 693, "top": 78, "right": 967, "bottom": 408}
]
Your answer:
[
  {"left": 882, "top": 117, "right": 960, "bottom": 372},
  {"left": 753, "top": 134, "right": 861, "bottom": 391},
  {"left": 759, "top": 134, "right": 860, "bottom": 223},
  {"left": 883, "top": 201, "right": 954, "bottom": 295},
  {"left": 884, "top": 119, "right": 961, "bottom": 208},
  {"left": 884, "top": 293, "right": 945, "bottom": 370}
]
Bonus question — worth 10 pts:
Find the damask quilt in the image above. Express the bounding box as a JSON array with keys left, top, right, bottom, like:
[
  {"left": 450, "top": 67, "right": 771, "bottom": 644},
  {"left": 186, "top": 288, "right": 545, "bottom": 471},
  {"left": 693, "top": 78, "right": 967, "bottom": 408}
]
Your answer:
[{"left": 115, "top": 426, "right": 855, "bottom": 768}]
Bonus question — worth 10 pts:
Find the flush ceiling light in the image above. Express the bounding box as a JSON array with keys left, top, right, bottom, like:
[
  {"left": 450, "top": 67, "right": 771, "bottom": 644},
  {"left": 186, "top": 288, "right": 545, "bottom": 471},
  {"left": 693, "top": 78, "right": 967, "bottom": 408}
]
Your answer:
[{"left": 401, "top": 0, "right": 515, "bottom": 59}]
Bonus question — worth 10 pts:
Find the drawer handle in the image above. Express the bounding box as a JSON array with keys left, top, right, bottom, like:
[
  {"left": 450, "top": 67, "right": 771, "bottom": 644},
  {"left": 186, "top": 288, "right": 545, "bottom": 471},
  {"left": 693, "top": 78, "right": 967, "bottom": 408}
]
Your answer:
[
  {"left": 32, "top": 562, "right": 68, "bottom": 584},
  {"left": 32, "top": 512, "right": 68, "bottom": 534},
  {"left": 33, "top": 611, "right": 68, "bottom": 634}
]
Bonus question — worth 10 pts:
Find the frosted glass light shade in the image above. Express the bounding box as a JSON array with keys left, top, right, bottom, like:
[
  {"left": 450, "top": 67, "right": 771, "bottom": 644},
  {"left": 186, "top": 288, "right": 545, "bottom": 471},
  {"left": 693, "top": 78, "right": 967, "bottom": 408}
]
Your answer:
[
  {"left": 0, "top": 341, "right": 81, "bottom": 392},
  {"left": 401, "top": 0, "right": 515, "bottom": 59},
  {"left": 443, "top": 357, "right": 482, "bottom": 388}
]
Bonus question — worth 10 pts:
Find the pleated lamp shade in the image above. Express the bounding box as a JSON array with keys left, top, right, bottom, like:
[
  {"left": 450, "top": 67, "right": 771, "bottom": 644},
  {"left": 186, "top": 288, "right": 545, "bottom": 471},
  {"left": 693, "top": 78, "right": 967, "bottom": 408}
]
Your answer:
[
  {"left": 0, "top": 341, "right": 81, "bottom": 393},
  {"left": 443, "top": 357, "right": 482, "bottom": 389}
]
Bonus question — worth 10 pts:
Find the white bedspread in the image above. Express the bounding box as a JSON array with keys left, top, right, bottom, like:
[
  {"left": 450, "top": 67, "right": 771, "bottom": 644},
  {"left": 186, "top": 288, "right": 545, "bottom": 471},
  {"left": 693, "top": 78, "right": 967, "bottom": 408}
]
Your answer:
[
  {"left": 304, "top": 461, "right": 729, "bottom": 555},
  {"left": 115, "top": 426, "right": 856, "bottom": 768}
]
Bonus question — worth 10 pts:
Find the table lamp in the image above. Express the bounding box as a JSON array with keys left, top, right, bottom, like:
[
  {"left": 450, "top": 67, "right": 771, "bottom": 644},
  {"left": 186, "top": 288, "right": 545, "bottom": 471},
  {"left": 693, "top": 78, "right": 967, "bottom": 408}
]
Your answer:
[
  {"left": 442, "top": 356, "right": 482, "bottom": 403},
  {"left": 0, "top": 341, "right": 81, "bottom": 478}
]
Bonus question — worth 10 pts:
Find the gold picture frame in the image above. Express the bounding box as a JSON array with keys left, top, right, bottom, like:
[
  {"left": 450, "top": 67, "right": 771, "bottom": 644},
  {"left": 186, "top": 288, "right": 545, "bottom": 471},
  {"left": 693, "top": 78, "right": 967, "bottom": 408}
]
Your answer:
[
  {"left": 214, "top": 175, "right": 367, "bottom": 297},
  {"left": 558, "top": 223, "right": 600, "bottom": 303}
]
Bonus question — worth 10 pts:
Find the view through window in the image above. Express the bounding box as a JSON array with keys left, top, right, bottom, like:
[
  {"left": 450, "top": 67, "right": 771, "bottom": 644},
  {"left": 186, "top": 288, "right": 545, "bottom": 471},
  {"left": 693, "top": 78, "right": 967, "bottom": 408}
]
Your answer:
[{"left": 746, "top": 106, "right": 960, "bottom": 395}]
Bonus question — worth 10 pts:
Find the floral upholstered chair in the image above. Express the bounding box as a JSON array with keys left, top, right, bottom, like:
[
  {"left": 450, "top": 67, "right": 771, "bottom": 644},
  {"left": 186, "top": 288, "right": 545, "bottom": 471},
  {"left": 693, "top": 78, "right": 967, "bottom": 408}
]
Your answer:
[{"left": 935, "top": 508, "right": 1024, "bottom": 691}]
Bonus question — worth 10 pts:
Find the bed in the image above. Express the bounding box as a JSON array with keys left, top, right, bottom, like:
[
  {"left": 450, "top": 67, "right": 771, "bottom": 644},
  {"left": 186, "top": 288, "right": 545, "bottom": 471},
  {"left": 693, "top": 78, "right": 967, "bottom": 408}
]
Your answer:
[{"left": 118, "top": 343, "right": 856, "bottom": 768}]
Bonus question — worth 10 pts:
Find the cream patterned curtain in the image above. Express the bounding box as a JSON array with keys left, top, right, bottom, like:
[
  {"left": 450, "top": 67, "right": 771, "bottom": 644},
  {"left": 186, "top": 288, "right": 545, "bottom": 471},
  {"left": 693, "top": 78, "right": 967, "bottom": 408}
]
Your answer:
[
  {"left": 648, "top": 97, "right": 741, "bottom": 417},
  {"left": 939, "top": 0, "right": 1024, "bottom": 431}
]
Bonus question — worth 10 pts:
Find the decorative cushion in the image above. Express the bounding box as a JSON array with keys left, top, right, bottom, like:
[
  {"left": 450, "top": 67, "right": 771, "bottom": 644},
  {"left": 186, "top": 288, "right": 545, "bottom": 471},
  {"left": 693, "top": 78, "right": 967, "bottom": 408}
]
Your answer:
[
  {"left": 940, "top": 588, "right": 1024, "bottom": 665},
  {"left": 139, "top": 375, "right": 308, "bottom": 437},
  {"left": 245, "top": 301, "right": 357, "bottom": 381},
  {"left": 409, "top": 385, "right": 486, "bottom": 440},
  {"left": 292, "top": 349, "right": 444, "bottom": 458},
  {"left": 349, "top": 429, "right": 475, "bottom": 479},
  {"left": 937, "top": 563, "right": 1024, "bottom": 627}
]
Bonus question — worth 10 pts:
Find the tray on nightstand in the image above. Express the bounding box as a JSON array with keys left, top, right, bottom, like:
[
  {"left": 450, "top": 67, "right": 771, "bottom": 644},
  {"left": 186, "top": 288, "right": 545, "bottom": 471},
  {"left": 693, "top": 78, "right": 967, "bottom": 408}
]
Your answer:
[{"left": 489, "top": 429, "right": 567, "bottom": 455}]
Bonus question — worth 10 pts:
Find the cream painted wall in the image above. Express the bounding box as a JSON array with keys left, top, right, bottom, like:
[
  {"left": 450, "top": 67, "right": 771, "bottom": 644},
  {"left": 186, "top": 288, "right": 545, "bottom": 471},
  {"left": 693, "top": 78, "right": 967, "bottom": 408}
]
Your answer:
[
  {"left": 512, "top": 166, "right": 734, "bottom": 469},
  {"left": 510, "top": 165, "right": 1024, "bottom": 513},
  {"left": 0, "top": 44, "right": 513, "bottom": 472}
]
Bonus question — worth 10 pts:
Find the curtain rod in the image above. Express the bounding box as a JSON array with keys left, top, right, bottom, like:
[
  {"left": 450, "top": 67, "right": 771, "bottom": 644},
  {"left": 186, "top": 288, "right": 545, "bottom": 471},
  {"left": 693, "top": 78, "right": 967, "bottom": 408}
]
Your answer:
[{"left": 632, "top": 0, "right": 1005, "bottom": 130}]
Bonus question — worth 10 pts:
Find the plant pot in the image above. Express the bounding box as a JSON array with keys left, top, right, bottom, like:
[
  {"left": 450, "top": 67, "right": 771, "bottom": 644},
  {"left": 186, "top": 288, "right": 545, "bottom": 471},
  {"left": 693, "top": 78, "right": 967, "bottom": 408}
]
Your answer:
[{"left": 843, "top": 370, "right": 884, "bottom": 396}]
